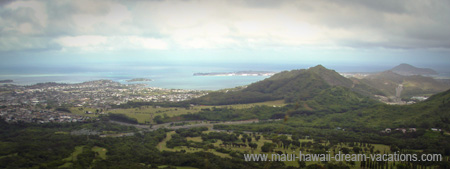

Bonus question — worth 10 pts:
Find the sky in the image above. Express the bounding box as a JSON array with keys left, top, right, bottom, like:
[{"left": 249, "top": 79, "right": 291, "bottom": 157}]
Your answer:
[{"left": 1, "top": 0, "right": 450, "bottom": 74}]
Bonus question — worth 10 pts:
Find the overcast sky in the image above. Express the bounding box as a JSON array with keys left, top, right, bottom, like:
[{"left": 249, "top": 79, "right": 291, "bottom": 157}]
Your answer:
[{"left": 1, "top": 0, "right": 450, "bottom": 73}]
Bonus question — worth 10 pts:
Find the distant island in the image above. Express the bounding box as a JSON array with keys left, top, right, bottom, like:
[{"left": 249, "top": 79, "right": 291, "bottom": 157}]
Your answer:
[
  {"left": 193, "top": 71, "right": 276, "bottom": 76},
  {"left": 126, "top": 78, "right": 153, "bottom": 82},
  {"left": 390, "top": 63, "right": 438, "bottom": 76},
  {"left": 0, "top": 79, "right": 13, "bottom": 83}
]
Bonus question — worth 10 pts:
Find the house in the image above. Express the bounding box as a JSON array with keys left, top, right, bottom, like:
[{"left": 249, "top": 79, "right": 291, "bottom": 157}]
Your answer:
[
  {"left": 395, "top": 128, "right": 407, "bottom": 134},
  {"left": 408, "top": 128, "right": 417, "bottom": 132},
  {"left": 431, "top": 128, "right": 441, "bottom": 132},
  {"left": 385, "top": 128, "right": 391, "bottom": 133}
]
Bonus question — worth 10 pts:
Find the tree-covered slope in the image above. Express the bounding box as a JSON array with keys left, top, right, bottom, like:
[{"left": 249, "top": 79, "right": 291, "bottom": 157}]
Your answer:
[
  {"left": 191, "top": 65, "right": 383, "bottom": 105},
  {"left": 311, "top": 89, "right": 450, "bottom": 130}
]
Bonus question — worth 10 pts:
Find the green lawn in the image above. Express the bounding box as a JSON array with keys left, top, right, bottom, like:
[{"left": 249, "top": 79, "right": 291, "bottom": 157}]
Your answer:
[
  {"left": 63, "top": 146, "right": 84, "bottom": 162},
  {"left": 92, "top": 146, "right": 108, "bottom": 160},
  {"left": 59, "top": 146, "right": 84, "bottom": 168},
  {"left": 157, "top": 131, "right": 231, "bottom": 158}
]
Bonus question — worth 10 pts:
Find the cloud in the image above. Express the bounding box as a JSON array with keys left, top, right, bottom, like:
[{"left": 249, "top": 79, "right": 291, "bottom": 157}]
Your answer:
[
  {"left": 0, "top": 36, "right": 61, "bottom": 51},
  {"left": 0, "top": 0, "right": 15, "bottom": 7},
  {"left": 55, "top": 36, "right": 168, "bottom": 51},
  {"left": 1, "top": 0, "right": 450, "bottom": 52}
]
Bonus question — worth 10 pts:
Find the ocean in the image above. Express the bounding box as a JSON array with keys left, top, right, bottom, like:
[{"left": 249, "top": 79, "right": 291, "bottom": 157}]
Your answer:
[
  {"left": 0, "top": 65, "right": 277, "bottom": 90},
  {"left": 1, "top": 64, "right": 449, "bottom": 90}
]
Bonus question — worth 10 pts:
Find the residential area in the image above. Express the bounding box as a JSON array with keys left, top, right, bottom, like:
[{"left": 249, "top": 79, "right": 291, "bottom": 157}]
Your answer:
[{"left": 0, "top": 80, "right": 207, "bottom": 123}]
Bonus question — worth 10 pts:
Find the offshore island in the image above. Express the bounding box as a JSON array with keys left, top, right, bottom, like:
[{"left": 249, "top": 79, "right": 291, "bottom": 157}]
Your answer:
[
  {"left": 193, "top": 71, "right": 275, "bottom": 76},
  {"left": 0, "top": 79, "right": 13, "bottom": 83},
  {"left": 126, "top": 78, "right": 153, "bottom": 82}
]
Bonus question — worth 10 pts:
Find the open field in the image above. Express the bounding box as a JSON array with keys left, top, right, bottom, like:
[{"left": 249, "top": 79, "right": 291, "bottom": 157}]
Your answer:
[
  {"left": 60, "top": 146, "right": 84, "bottom": 168},
  {"left": 92, "top": 146, "right": 107, "bottom": 160},
  {"left": 157, "top": 131, "right": 231, "bottom": 158},
  {"left": 69, "top": 100, "right": 285, "bottom": 124},
  {"left": 212, "top": 100, "right": 286, "bottom": 109},
  {"left": 63, "top": 146, "right": 84, "bottom": 162}
]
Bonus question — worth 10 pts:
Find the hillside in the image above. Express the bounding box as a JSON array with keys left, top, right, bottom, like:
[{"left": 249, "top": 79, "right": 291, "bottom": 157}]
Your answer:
[
  {"left": 360, "top": 70, "right": 449, "bottom": 98},
  {"left": 190, "top": 65, "right": 382, "bottom": 105},
  {"left": 390, "top": 63, "right": 438, "bottom": 76},
  {"left": 305, "top": 88, "right": 450, "bottom": 131},
  {"left": 212, "top": 88, "right": 450, "bottom": 135}
]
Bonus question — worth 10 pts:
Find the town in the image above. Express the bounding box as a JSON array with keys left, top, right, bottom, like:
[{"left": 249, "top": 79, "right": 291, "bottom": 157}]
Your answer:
[{"left": 0, "top": 80, "right": 207, "bottom": 123}]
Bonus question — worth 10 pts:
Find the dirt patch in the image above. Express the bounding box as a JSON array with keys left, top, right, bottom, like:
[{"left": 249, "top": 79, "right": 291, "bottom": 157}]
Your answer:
[{"left": 303, "top": 103, "right": 313, "bottom": 111}]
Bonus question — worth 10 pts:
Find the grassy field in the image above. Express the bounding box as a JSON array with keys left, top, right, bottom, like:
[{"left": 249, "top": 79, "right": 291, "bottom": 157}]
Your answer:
[
  {"left": 69, "top": 100, "right": 286, "bottom": 124},
  {"left": 213, "top": 100, "right": 286, "bottom": 109},
  {"left": 63, "top": 146, "right": 84, "bottom": 162},
  {"left": 54, "top": 131, "right": 70, "bottom": 135},
  {"left": 92, "top": 146, "right": 108, "bottom": 160},
  {"left": 157, "top": 165, "right": 198, "bottom": 169},
  {"left": 59, "top": 145, "right": 108, "bottom": 168},
  {"left": 157, "top": 131, "right": 231, "bottom": 158}
]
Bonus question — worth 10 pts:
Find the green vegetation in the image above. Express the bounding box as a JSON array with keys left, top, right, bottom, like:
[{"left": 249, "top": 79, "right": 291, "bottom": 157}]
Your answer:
[
  {"left": 70, "top": 100, "right": 286, "bottom": 124},
  {"left": 108, "top": 113, "right": 138, "bottom": 124},
  {"left": 175, "top": 86, "right": 377, "bottom": 122},
  {"left": 359, "top": 71, "right": 449, "bottom": 97},
  {"left": 1, "top": 65, "right": 450, "bottom": 168},
  {"left": 60, "top": 145, "right": 107, "bottom": 168},
  {"left": 157, "top": 127, "right": 450, "bottom": 168},
  {"left": 189, "top": 65, "right": 385, "bottom": 105},
  {"left": 92, "top": 146, "right": 108, "bottom": 160},
  {"left": 180, "top": 105, "right": 287, "bottom": 121},
  {"left": 63, "top": 146, "right": 84, "bottom": 162}
]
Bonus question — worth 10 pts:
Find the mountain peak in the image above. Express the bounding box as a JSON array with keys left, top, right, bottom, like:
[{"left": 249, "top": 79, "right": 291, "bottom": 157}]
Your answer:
[
  {"left": 309, "top": 64, "right": 327, "bottom": 71},
  {"left": 390, "top": 63, "right": 438, "bottom": 76},
  {"left": 192, "top": 65, "right": 358, "bottom": 104}
]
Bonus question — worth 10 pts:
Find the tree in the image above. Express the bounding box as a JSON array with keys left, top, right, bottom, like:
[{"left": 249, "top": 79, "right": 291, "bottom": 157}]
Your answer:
[
  {"left": 153, "top": 115, "right": 164, "bottom": 124},
  {"left": 261, "top": 142, "right": 275, "bottom": 152},
  {"left": 298, "top": 161, "right": 307, "bottom": 168},
  {"left": 352, "top": 146, "right": 361, "bottom": 154},
  {"left": 341, "top": 147, "right": 350, "bottom": 154},
  {"left": 390, "top": 145, "right": 400, "bottom": 152},
  {"left": 306, "top": 164, "right": 325, "bottom": 169},
  {"left": 255, "top": 136, "right": 261, "bottom": 141}
]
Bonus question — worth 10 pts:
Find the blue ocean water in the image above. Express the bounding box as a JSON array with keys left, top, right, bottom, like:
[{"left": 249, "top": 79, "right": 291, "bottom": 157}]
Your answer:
[
  {"left": 1, "top": 63, "right": 449, "bottom": 90},
  {"left": 0, "top": 65, "right": 276, "bottom": 90},
  {"left": 0, "top": 73, "right": 269, "bottom": 90}
]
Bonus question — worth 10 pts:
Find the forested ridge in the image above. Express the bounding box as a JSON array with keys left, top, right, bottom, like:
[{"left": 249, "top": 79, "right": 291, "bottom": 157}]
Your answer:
[{"left": 189, "top": 65, "right": 383, "bottom": 105}]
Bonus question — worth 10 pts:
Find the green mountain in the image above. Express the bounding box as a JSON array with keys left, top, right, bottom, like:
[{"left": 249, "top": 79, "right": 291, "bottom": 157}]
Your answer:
[
  {"left": 191, "top": 65, "right": 382, "bottom": 105},
  {"left": 309, "top": 88, "right": 450, "bottom": 130}
]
